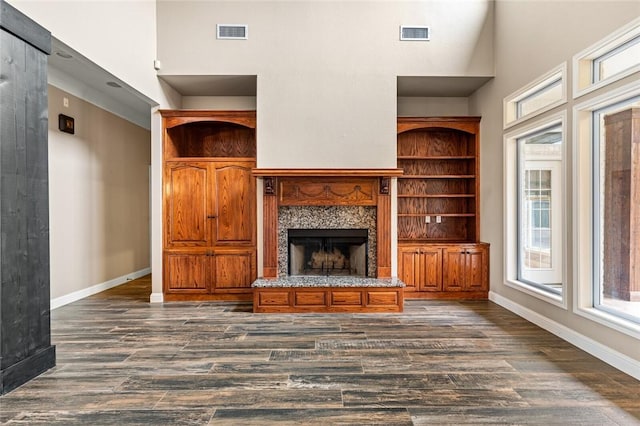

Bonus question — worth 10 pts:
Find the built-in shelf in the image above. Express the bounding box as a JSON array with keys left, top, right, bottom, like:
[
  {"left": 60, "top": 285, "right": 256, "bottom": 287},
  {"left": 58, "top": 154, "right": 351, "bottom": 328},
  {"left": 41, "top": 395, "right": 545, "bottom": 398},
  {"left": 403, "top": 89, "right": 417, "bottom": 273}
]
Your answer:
[
  {"left": 396, "top": 116, "right": 489, "bottom": 299},
  {"left": 397, "top": 117, "right": 480, "bottom": 244}
]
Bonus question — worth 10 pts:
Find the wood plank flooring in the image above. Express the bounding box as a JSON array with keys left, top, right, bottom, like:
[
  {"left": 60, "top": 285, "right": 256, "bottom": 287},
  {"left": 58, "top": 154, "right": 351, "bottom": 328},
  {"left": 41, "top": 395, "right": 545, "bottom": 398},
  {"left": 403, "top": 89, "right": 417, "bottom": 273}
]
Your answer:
[{"left": 1, "top": 275, "right": 639, "bottom": 425}]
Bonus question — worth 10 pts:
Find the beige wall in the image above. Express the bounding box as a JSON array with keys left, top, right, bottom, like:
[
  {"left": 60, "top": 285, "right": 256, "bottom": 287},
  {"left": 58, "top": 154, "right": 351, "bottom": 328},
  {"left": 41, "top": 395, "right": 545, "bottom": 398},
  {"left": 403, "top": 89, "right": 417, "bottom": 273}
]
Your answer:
[
  {"left": 48, "top": 85, "right": 151, "bottom": 300},
  {"left": 398, "top": 97, "right": 470, "bottom": 116},
  {"left": 12, "top": 0, "right": 160, "bottom": 102},
  {"left": 157, "top": 0, "right": 494, "bottom": 168},
  {"left": 471, "top": 1, "right": 640, "bottom": 365},
  {"left": 181, "top": 96, "right": 257, "bottom": 110}
]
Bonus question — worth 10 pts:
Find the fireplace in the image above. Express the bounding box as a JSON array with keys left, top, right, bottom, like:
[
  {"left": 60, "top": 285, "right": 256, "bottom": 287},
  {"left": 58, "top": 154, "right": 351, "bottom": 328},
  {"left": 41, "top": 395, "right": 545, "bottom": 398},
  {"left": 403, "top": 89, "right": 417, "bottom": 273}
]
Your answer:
[
  {"left": 278, "top": 205, "right": 377, "bottom": 277},
  {"left": 288, "top": 229, "right": 368, "bottom": 276},
  {"left": 252, "top": 169, "right": 403, "bottom": 279}
]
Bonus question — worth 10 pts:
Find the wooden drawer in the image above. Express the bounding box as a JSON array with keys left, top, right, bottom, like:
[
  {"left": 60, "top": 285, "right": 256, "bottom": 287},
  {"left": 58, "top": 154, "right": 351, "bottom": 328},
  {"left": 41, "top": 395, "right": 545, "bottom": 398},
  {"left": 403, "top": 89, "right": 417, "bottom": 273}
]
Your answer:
[
  {"left": 367, "top": 291, "right": 399, "bottom": 306},
  {"left": 331, "top": 291, "right": 363, "bottom": 305},
  {"left": 294, "top": 291, "right": 327, "bottom": 306},
  {"left": 258, "top": 291, "right": 289, "bottom": 306}
]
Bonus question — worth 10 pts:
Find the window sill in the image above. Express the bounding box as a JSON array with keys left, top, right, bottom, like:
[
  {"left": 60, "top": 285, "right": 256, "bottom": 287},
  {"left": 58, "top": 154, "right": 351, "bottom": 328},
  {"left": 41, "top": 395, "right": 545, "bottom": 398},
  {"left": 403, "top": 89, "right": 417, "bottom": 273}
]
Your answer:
[
  {"left": 504, "top": 278, "right": 566, "bottom": 309},
  {"left": 575, "top": 305, "right": 640, "bottom": 340}
]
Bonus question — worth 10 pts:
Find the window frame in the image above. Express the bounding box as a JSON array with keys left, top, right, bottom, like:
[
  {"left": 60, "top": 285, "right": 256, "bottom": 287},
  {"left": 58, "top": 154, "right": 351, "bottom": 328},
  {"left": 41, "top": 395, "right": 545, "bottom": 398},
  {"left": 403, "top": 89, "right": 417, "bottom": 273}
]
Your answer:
[
  {"left": 504, "top": 111, "right": 567, "bottom": 308},
  {"left": 504, "top": 63, "right": 567, "bottom": 129},
  {"left": 573, "top": 16, "right": 640, "bottom": 99},
  {"left": 573, "top": 80, "right": 640, "bottom": 339}
]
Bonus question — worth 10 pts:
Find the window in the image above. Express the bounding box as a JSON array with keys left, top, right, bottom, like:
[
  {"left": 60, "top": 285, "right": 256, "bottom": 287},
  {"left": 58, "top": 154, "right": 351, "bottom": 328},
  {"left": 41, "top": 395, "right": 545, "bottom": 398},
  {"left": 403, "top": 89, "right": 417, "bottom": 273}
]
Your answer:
[
  {"left": 593, "top": 35, "right": 640, "bottom": 83},
  {"left": 516, "top": 78, "right": 562, "bottom": 118},
  {"left": 592, "top": 97, "right": 640, "bottom": 323},
  {"left": 574, "top": 81, "right": 640, "bottom": 337},
  {"left": 504, "top": 113, "right": 566, "bottom": 306},
  {"left": 504, "top": 63, "right": 567, "bottom": 129},
  {"left": 517, "top": 126, "right": 563, "bottom": 293},
  {"left": 573, "top": 17, "right": 640, "bottom": 98}
]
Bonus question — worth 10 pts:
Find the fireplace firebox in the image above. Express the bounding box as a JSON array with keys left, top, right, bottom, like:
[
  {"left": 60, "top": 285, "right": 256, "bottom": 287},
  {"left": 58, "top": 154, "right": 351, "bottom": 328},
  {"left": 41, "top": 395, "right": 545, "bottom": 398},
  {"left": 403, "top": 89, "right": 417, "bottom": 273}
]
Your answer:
[{"left": 288, "top": 229, "right": 368, "bottom": 277}]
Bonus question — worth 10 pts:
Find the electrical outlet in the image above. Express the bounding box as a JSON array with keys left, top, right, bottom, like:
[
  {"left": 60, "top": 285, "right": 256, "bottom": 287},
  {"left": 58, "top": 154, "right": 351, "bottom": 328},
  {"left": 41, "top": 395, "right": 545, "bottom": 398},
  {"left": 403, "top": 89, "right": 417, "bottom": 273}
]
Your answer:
[
  {"left": 436, "top": 215, "right": 442, "bottom": 223},
  {"left": 63, "top": 97, "right": 69, "bottom": 108},
  {"left": 425, "top": 216, "right": 431, "bottom": 223}
]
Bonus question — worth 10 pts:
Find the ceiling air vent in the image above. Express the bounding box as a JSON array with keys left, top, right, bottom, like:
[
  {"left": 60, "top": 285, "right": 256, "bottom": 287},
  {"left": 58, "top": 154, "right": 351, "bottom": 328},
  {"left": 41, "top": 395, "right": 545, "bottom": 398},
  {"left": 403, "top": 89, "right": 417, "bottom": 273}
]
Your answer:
[
  {"left": 400, "top": 26, "right": 430, "bottom": 41},
  {"left": 217, "top": 24, "right": 248, "bottom": 40}
]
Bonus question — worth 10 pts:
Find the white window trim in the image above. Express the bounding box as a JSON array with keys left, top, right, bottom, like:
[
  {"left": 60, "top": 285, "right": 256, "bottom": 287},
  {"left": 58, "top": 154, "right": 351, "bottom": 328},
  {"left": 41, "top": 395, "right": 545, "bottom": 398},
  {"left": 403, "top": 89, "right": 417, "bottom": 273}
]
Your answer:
[
  {"left": 504, "top": 110, "right": 567, "bottom": 309},
  {"left": 503, "top": 63, "right": 568, "bottom": 129},
  {"left": 573, "top": 80, "right": 640, "bottom": 339},
  {"left": 573, "top": 16, "right": 640, "bottom": 99}
]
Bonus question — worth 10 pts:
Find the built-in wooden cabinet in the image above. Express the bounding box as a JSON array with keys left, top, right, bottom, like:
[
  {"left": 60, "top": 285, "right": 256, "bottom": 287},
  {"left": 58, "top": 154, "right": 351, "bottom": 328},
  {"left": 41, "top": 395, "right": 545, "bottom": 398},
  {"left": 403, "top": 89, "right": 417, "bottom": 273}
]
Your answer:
[
  {"left": 398, "top": 243, "right": 488, "bottom": 297},
  {"left": 163, "top": 248, "right": 256, "bottom": 294},
  {"left": 398, "top": 245, "right": 442, "bottom": 292},
  {"left": 397, "top": 117, "right": 489, "bottom": 299},
  {"left": 442, "top": 244, "right": 489, "bottom": 292},
  {"left": 164, "top": 161, "right": 255, "bottom": 248},
  {"left": 161, "top": 111, "right": 257, "bottom": 301}
]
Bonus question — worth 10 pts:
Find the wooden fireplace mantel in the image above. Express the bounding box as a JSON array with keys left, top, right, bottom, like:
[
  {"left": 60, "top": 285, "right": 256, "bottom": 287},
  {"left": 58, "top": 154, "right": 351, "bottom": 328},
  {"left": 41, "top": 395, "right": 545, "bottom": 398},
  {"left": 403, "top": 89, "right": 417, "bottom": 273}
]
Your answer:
[
  {"left": 252, "top": 168, "right": 404, "bottom": 177},
  {"left": 256, "top": 169, "right": 398, "bottom": 279}
]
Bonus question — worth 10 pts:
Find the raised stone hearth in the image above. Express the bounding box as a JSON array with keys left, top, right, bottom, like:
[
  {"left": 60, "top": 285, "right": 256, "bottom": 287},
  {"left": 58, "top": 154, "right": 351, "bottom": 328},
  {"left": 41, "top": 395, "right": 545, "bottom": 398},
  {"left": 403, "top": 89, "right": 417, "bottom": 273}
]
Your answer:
[{"left": 252, "top": 276, "right": 405, "bottom": 313}]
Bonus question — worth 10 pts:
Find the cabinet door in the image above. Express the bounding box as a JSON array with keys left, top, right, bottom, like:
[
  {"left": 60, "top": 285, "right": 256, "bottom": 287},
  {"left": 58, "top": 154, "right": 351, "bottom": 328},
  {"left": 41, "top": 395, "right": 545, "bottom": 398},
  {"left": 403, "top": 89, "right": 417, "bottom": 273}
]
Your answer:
[
  {"left": 419, "top": 248, "right": 443, "bottom": 291},
  {"left": 213, "top": 163, "right": 255, "bottom": 245},
  {"left": 398, "top": 247, "right": 419, "bottom": 291},
  {"left": 443, "top": 245, "right": 489, "bottom": 292},
  {"left": 165, "top": 163, "right": 213, "bottom": 247},
  {"left": 213, "top": 250, "right": 256, "bottom": 291},
  {"left": 443, "top": 248, "right": 466, "bottom": 291},
  {"left": 464, "top": 246, "right": 488, "bottom": 291},
  {"left": 164, "top": 252, "right": 212, "bottom": 293}
]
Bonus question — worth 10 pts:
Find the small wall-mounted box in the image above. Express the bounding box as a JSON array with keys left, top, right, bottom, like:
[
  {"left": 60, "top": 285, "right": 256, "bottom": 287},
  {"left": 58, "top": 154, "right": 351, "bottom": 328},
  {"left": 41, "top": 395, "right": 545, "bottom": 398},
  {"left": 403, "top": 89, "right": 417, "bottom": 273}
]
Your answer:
[{"left": 58, "top": 114, "right": 74, "bottom": 134}]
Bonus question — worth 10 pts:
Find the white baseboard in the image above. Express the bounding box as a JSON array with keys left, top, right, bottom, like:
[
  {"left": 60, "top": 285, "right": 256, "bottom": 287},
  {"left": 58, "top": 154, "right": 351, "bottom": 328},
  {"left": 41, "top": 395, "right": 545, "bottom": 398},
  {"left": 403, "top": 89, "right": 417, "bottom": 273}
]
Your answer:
[
  {"left": 149, "top": 292, "right": 164, "bottom": 303},
  {"left": 50, "top": 267, "right": 151, "bottom": 310},
  {"left": 489, "top": 291, "right": 640, "bottom": 380}
]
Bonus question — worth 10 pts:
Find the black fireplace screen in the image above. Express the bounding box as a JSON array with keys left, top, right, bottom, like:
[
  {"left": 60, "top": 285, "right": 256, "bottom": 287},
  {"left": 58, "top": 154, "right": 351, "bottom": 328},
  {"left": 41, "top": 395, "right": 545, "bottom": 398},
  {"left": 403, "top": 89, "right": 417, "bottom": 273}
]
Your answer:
[{"left": 288, "top": 229, "right": 368, "bottom": 276}]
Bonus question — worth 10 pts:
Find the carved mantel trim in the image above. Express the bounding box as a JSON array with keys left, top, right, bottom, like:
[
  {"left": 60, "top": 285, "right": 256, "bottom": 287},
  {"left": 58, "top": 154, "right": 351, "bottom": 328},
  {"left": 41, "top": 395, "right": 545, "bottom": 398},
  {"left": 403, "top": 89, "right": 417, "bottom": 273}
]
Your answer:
[
  {"left": 263, "top": 177, "right": 275, "bottom": 195},
  {"left": 279, "top": 178, "right": 377, "bottom": 206},
  {"left": 379, "top": 177, "right": 390, "bottom": 195}
]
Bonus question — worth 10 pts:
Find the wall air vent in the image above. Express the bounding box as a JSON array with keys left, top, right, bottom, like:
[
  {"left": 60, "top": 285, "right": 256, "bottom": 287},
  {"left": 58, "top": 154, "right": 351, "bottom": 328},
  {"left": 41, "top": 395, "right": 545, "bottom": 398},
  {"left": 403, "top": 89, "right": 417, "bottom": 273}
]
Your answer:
[
  {"left": 217, "top": 24, "right": 248, "bottom": 40},
  {"left": 400, "top": 26, "right": 430, "bottom": 41}
]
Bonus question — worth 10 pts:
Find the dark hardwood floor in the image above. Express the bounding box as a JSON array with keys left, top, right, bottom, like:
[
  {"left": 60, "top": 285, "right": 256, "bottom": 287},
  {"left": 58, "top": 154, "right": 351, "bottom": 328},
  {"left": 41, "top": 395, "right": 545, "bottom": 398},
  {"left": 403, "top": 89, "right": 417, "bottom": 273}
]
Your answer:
[{"left": 1, "top": 275, "right": 639, "bottom": 425}]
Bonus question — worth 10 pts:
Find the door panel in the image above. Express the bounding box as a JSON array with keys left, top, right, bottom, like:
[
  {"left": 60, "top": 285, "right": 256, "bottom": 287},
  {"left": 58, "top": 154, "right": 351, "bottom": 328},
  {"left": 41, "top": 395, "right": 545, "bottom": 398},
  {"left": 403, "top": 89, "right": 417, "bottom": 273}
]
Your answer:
[
  {"left": 166, "top": 163, "right": 210, "bottom": 247},
  {"left": 465, "top": 249, "right": 487, "bottom": 291},
  {"left": 213, "top": 251, "right": 255, "bottom": 290},
  {"left": 398, "top": 248, "right": 418, "bottom": 291},
  {"left": 419, "top": 248, "right": 443, "bottom": 291},
  {"left": 164, "top": 252, "right": 210, "bottom": 292},
  {"left": 214, "top": 164, "right": 254, "bottom": 244},
  {"left": 443, "top": 249, "right": 465, "bottom": 291}
]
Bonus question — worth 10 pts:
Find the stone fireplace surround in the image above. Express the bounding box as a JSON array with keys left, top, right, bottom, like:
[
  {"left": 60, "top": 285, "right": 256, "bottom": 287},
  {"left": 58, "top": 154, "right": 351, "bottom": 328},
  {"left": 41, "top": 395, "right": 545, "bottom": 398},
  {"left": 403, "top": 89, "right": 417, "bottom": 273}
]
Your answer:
[{"left": 278, "top": 205, "right": 377, "bottom": 277}]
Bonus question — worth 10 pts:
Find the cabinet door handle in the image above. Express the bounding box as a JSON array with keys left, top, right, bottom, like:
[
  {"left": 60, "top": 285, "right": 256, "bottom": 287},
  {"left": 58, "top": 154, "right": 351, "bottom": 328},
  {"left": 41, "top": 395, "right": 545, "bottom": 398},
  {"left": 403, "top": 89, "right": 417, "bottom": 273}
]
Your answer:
[{"left": 207, "top": 215, "right": 217, "bottom": 219}]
